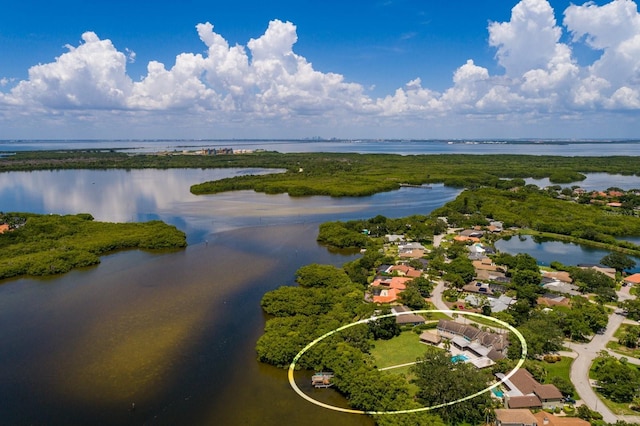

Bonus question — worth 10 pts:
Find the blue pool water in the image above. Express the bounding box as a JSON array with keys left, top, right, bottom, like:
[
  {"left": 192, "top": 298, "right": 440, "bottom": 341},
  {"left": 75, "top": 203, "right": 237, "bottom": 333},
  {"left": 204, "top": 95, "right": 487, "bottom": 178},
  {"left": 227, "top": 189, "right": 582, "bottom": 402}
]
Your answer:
[
  {"left": 451, "top": 354, "right": 469, "bottom": 363},
  {"left": 492, "top": 389, "right": 504, "bottom": 398}
]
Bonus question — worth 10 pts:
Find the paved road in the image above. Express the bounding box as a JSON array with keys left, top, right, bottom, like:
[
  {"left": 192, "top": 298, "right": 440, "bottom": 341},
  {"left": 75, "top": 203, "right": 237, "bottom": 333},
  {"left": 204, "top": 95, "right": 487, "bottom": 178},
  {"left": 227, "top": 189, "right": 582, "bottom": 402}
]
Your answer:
[
  {"left": 430, "top": 280, "right": 450, "bottom": 312},
  {"left": 567, "top": 312, "right": 624, "bottom": 423},
  {"left": 567, "top": 295, "right": 640, "bottom": 423},
  {"left": 433, "top": 233, "right": 445, "bottom": 248}
]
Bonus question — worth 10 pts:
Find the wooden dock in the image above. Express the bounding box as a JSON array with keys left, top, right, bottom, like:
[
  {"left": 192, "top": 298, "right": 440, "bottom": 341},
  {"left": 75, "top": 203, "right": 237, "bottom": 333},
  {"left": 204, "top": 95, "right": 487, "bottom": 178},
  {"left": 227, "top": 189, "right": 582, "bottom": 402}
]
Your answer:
[{"left": 311, "top": 372, "right": 334, "bottom": 388}]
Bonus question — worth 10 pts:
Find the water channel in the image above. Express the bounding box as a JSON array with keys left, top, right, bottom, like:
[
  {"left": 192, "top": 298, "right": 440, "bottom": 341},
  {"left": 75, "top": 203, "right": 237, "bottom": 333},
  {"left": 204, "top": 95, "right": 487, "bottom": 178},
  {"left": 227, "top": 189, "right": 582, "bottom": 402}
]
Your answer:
[{"left": 0, "top": 168, "right": 459, "bottom": 425}]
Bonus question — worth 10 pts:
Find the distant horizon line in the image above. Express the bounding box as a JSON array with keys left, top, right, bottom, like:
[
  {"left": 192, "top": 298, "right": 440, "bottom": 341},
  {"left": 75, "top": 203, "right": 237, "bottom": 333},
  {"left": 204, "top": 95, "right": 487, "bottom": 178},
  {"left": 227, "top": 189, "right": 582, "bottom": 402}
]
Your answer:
[{"left": 2, "top": 138, "right": 640, "bottom": 143}]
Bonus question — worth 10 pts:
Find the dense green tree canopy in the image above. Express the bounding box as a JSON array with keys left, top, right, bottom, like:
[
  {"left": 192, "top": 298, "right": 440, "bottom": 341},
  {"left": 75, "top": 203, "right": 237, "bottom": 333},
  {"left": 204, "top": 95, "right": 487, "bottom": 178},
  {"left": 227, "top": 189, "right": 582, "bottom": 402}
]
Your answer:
[
  {"left": 369, "top": 311, "right": 402, "bottom": 340},
  {"left": 621, "top": 299, "right": 640, "bottom": 321},
  {"left": 295, "top": 264, "right": 353, "bottom": 288},
  {"left": 397, "top": 283, "right": 428, "bottom": 309},
  {"left": 620, "top": 326, "right": 640, "bottom": 348},
  {"left": 592, "top": 353, "right": 640, "bottom": 403},
  {"left": 508, "top": 311, "right": 564, "bottom": 358},
  {"left": 433, "top": 187, "right": 640, "bottom": 247},
  {"left": 601, "top": 252, "right": 637, "bottom": 272},
  {"left": 0, "top": 213, "right": 186, "bottom": 279},
  {"left": 411, "top": 346, "right": 493, "bottom": 425},
  {"left": 444, "top": 257, "right": 476, "bottom": 284},
  {"left": 556, "top": 297, "right": 609, "bottom": 341},
  {"left": 569, "top": 267, "right": 617, "bottom": 301}
]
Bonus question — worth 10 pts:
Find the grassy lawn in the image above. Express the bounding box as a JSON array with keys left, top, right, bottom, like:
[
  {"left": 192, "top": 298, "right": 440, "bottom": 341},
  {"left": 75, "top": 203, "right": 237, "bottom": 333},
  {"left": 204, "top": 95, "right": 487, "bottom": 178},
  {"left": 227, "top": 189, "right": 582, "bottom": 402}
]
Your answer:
[
  {"left": 542, "top": 357, "right": 574, "bottom": 393},
  {"left": 370, "top": 331, "right": 431, "bottom": 370},
  {"left": 422, "top": 310, "right": 453, "bottom": 321},
  {"left": 370, "top": 331, "right": 433, "bottom": 398},
  {"left": 607, "top": 323, "right": 640, "bottom": 358},
  {"left": 543, "top": 357, "right": 573, "bottom": 382},
  {"left": 525, "top": 356, "right": 578, "bottom": 399},
  {"left": 596, "top": 391, "right": 638, "bottom": 416}
]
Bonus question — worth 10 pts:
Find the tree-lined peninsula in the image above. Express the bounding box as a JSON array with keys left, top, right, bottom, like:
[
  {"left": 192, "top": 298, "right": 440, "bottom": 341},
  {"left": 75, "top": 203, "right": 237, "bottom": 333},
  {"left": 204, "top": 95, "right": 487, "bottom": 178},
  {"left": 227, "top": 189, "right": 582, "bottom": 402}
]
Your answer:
[
  {"left": 0, "top": 212, "right": 187, "bottom": 280},
  {"left": 1, "top": 150, "right": 640, "bottom": 197}
]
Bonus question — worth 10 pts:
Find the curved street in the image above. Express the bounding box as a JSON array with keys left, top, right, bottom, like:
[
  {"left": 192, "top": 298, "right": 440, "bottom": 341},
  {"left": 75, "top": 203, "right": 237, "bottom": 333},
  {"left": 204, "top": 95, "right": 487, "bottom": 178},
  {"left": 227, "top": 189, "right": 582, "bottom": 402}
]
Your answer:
[
  {"left": 566, "top": 284, "right": 640, "bottom": 423},
  {"left": 566, "top": 312, "right": 624, "bottom": 424}
]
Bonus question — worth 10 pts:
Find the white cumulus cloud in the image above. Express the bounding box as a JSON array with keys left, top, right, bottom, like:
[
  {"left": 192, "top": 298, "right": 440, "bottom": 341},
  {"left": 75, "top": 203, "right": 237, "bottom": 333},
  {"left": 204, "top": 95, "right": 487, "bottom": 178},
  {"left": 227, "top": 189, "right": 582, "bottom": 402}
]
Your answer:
[
  {"left": 0, "top": 0, "right": 639, "bottom": 138},
  {"left": 565, "top": 0, "right": 640, "bottom": 107},
  {"left": 10, "top": 32, "right": 133, "bottom": 109}
]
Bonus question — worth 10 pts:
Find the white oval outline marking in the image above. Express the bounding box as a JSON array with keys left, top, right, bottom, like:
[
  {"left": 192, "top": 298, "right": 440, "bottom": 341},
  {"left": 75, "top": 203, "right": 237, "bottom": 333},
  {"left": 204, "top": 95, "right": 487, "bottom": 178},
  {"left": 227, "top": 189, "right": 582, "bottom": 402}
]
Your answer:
[{"left": 287, "top": 309, "right": 527, "bottom": 415}]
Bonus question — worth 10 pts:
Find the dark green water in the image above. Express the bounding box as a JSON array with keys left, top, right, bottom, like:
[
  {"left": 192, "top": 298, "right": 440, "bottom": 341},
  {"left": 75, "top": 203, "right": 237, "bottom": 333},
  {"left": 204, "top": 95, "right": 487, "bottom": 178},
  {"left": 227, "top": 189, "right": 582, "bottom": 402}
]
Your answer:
[{"left": 0, "top": 169, "right": 461, "bottom": 425}]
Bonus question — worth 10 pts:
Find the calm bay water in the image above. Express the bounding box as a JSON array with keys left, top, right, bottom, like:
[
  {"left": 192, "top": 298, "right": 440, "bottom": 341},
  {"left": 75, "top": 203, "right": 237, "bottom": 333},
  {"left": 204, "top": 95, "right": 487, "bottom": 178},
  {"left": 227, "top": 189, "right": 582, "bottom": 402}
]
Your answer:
[
  {"left": 2, "top": 140, "right": 640, "bottom": 425},
  {"left": 0, "top": 167, "right": 459, "bottom": 425}
]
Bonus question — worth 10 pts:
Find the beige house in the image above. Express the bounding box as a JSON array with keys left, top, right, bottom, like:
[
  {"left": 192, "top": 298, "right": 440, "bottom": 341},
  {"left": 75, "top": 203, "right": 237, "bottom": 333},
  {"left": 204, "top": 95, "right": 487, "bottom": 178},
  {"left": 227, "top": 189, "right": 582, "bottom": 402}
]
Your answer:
[
  {"left": 495, "top": 409, "right": 538, "bottom": 426},
  {"left": 497, "top": 369, "right": 563, "bottom": 410}
]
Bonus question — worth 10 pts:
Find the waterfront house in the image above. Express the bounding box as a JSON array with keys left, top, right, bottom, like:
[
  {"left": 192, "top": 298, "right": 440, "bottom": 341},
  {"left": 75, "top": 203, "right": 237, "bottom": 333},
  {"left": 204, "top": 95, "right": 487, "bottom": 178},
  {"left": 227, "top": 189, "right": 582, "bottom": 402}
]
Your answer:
[
  {"left": 542, "top": 276, "right": 580, "bottom": 296},
  {"left": 541, "top": 271, "right": 573, "bottom": 283},
  {"left": 459, "top": 229, "right": 484, "bottom": 238},
  {"left": 436, "top": 319, "right": 508, "bottom": 366}
]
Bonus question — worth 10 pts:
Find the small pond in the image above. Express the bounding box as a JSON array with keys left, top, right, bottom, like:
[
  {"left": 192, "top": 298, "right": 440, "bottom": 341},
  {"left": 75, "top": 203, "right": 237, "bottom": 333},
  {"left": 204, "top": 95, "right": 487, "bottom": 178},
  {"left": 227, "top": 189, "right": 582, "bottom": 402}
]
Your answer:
[{"left": 494, "top": 235, "right": 640, "bottom": 273}]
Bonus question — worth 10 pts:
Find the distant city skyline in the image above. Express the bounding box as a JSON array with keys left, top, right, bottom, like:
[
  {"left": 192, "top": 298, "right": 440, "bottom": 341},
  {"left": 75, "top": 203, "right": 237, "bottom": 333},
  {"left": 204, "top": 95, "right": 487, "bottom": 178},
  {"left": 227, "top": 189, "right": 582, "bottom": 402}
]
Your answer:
[{"left": 1, "top": 0, "right": 638, "bottom": 140}]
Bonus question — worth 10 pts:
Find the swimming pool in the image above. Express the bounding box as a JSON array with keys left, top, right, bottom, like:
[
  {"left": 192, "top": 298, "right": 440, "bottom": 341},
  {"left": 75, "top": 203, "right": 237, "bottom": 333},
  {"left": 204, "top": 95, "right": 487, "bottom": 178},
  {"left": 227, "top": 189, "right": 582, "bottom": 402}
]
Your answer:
[
  {"left": 451, "top": 354, "right": 469, "bottom": 363},
  {"left": 492, "top": 389, "right": 504, "bottom": 398}
]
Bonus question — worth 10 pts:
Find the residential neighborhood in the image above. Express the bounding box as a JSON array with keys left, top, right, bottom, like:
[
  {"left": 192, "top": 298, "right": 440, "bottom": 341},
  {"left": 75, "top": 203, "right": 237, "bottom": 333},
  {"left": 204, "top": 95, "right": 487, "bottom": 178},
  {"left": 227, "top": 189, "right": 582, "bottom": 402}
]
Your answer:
[{"left": 361, "top": 214, "right": 640, "bottom": 424}]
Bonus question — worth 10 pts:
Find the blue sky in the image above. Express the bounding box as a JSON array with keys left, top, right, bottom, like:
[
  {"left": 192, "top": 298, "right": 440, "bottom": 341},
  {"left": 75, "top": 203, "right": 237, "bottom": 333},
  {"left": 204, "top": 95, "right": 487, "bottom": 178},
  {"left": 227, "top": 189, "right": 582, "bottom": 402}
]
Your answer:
[{"left": 0, "top": 0, "right": 638, "bottom": 140}]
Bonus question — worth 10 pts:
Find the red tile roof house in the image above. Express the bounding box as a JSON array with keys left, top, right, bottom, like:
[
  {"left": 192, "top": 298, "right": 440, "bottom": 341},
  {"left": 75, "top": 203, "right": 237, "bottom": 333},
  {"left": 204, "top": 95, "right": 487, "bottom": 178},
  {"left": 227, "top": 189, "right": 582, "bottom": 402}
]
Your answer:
[
  {"left": 370, "top": 276, "right": 412, "bottom": 303},
  {"left": 496, "top": 369, "right": 563, "bottom": 410},
  {"left": 624, "top": 273, "right": 640, "bottom": 286},
  {"left": 0, "top": 223, "right": 9, "bottom": 234}
]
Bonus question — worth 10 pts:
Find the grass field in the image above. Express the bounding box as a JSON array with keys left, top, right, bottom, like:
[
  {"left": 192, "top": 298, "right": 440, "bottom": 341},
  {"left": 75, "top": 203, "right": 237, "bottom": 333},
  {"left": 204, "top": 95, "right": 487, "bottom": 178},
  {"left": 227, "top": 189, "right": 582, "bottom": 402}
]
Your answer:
[
  {"left": 541, "top": 357, "right": 574, "bottom": 393},
  {"left": 596, "top": 391, "right": 638, "bottom": 416},
  {"left": 607, "top": 323, "right": 640, "bottom": 358},
  {"left": 370, "top": 331, "right": 431, "bottom": 370}
]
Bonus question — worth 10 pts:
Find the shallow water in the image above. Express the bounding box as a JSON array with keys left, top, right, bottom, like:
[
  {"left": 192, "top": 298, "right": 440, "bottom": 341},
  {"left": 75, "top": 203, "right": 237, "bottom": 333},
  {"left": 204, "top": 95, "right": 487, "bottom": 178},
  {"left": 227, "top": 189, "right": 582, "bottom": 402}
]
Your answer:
[{"left": 0, "top": 168, "right": 460, "bottom": 425}]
